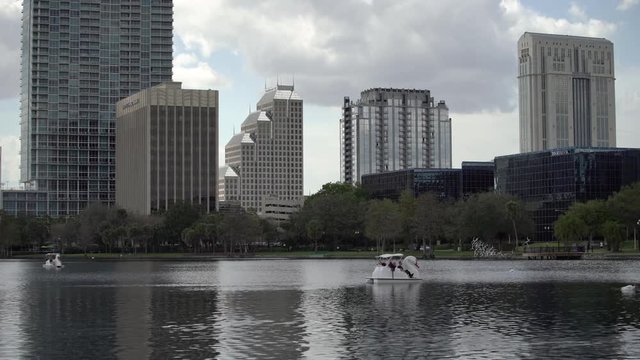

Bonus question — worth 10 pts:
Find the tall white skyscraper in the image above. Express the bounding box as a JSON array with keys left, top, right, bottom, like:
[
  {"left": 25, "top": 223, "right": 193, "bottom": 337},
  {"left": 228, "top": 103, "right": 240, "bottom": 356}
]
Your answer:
[
  {"left": 220, "top": 84, "right": 304, "bottom": 221},
  {"left": 340, "top": 88, "right": 452, "bottom": 185},
  {"left": 518, "top": 32, "right": 616, "bottom": 153}
]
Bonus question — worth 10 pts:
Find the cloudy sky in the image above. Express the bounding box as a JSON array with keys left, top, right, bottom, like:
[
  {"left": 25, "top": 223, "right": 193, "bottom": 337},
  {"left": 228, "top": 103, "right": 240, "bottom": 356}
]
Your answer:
[{"left": 0, "top": 0, "right": 639, "bottom": 194}]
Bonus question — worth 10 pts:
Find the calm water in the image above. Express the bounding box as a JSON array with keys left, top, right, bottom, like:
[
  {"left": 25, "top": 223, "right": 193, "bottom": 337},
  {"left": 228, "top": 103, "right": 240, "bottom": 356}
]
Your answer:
[{"left": 1, "top": 259, "right": 640, "bottom": 359}]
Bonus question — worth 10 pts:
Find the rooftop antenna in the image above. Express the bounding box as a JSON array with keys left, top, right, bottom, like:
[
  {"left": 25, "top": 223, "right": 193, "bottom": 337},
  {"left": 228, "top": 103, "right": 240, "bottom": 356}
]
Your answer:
[
  {"left": 292, "top": 74, "right": 295, "bottom": 89},
  {"left": 264, "top": 79, "right": 267, "bottom": 91},
  {"left": 276, "top": 73, "right": 279, "bottom": 86}
]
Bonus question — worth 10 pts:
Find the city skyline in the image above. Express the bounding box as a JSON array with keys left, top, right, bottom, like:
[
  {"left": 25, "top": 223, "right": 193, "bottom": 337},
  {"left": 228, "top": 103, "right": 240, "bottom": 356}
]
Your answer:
[{"left": 1, "top": 0, "right": 639, "bottom": 195}]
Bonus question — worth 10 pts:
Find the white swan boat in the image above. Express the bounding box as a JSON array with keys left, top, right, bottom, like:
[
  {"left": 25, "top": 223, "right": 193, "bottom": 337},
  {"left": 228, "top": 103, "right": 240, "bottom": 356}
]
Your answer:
[
  {"left": 367, "top": 254, "right": 421, "bottom": 283},
  {"left": 43, "top": 253, "right": 64, "bottom": 269}
]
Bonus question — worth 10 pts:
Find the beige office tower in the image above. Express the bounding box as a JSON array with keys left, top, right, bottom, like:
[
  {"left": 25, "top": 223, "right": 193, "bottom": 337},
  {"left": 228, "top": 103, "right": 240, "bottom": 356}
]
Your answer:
[
  {"left": 220, "top": 84, "right": 304, "bottom": 221},
  {"left": 518, "top": 32, "right": 616, "bottom": 152},
  {"left": 116, "top": 82, "right": 218, "bottom": 215}
]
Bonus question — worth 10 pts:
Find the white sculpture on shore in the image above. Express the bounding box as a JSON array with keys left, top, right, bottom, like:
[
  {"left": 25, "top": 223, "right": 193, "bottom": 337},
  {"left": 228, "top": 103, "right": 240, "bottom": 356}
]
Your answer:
[{"left": 471, "top": 238, "right": 504, "bottom": 258}]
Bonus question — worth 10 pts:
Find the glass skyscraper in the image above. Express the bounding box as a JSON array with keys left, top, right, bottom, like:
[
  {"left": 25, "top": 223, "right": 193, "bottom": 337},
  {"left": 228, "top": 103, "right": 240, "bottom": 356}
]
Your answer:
[
  {"left": 20, "top": 0, "right": 173, "bottom": 216},
  {"left": 340, "top": 88, "right": 452, "bottom": 185}
]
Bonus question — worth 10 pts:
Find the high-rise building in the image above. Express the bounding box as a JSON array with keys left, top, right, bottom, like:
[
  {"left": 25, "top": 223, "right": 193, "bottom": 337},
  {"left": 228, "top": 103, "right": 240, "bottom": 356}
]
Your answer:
[
  {"left": 115, "top": 82, "right": 218, "bottom": 215},
  {"left": 340, "top": 88, "right": 452, "bottom": 185},
  {"left": 219, "top": 84, "right": 304, "bottom": 221},
  {"left": 20, "top": 0, "right": 173, "bottom": 216},
  {"left": 518, "top": 32, "right": 615, "bottom": 153}
]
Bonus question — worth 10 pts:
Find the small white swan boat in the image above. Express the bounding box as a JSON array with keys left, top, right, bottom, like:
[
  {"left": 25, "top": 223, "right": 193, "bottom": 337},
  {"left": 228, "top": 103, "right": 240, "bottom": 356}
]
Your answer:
[
  {"left": 621, "top": 284, "right": 636, "bottom": 295},
  {"left": 43, "top": 253, "right": 64, "bottom": 269},
  {"left": 367, "top": 254, "right": 421, "bottom": 283}
]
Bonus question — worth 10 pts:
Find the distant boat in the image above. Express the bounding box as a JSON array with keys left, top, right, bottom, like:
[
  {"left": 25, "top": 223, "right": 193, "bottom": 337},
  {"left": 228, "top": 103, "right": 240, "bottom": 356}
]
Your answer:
[
  {"left": 621, "top": 284, "right": 636, "bottom": 295},
  {"left": 367, "top": 254, "right": 421, "bottom": 283},
  {"left": 43, "top": 253, "right": 64, "bottom": 269}
]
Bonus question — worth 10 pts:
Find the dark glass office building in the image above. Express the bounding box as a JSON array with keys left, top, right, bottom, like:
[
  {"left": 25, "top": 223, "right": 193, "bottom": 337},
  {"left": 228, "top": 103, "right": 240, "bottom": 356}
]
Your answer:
[
  {"left": 495, "top": 147, "right": 640, "bottom": 242},
  {"left": 361, "top": 162, "right": 494, "bottom": 201}
]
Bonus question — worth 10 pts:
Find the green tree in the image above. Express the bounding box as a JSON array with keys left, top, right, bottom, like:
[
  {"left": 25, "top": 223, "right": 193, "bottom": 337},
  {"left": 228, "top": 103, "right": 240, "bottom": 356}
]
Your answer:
[
  {"left": 608, "top": 182, "right": 640, "bottom": 228},
  {"left": 413, "top": 192, "right": 446, "bottom": 255},
  {"left": 306, "top": 219, "right": 323, "bottom": 252},
  {"left": 0, "top": 212, "right": 20, "bottom": 257},
  {"left": 601, "top": 220, "right": 626, "bottom": 252},
  {"left": 162, "top": 201, "right": 203, "bottom": 248},
  {"left": 364, "top": 199, "right": 402, "bottom": 253},
  {"left": 568, "top": 200, "right": 610, "bottom": 245},
  {"left": 219, "top": 211, "right": 261, "bottom": 255},
  {"left": 398, "top": 190, "right": 417, "bottom": 249},
  {"left": 554, "top": 212, "right": 588, "bottom": 245},
  {"left": 295, "top": 190, "right": 364, "bottom": 251},
  {"left": 457, "top": 193, "right": 533, "bottom": 250},
  {"left": 505, "top": 200, "right": 520, "bottom": 251}
]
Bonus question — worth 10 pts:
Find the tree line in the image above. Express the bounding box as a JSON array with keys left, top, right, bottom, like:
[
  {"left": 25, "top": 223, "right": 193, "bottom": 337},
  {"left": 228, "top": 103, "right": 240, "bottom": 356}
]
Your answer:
[
  {"left": 3, "top": 181, "right": 638, "bottom": 257},
  {"left": 287, "top": 183, "right": 533, "bottom": 254},
  {"left": 554, "top": 182, "right": 640, "bottom": 251},
  {"left": 0, "top": 201, "right": 278, "bottom": 256}
]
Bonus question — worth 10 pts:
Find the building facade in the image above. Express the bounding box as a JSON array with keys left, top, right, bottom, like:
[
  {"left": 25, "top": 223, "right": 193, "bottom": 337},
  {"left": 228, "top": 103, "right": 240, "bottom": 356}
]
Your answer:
[
  {"left": 115, "top": 82, "right": 218, "bottom": 215},
  {"left": 340, "top": 88, "right": 452, "bottom": 185},
  {"left": 219, "top": 84, "right": 304, "bottom": 220},
  {"left": 518, "top": 32, "right": 615, "bottom": 153},
  {"left": 361, "top": 162, "right": 494, "bottom": 201},
  {"left": 495, "top": 148, "right": 640, "bottom": 242},
  {"left": 0, "top": 189, "right": 49, "bottom": 216},
  {"left": 20, "top": 0, "right": 173, "bottom": 216}
]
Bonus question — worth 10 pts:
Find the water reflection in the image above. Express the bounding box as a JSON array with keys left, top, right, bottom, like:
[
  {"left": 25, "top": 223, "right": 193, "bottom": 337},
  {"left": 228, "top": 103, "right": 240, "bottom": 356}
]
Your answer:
[
  {"left": 0, "top": 259, "right": 640, "bottom": 359},
  {"left": 0, "top": 261, "right": 28, "bottom": 358}
]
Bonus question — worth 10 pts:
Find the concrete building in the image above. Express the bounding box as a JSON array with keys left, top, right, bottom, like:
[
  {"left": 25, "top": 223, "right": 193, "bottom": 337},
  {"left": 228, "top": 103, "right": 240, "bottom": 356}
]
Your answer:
[
  {"left": 495, "top": 147, "right": 640, "bottom": 242},
  {"left": 0, "top": 189, "right": 49, "bottom": 216},
  {"left": 115, "top": 82, "right": 218, "bottom": 215},
  {"left": 518, "top": 32, "right": 615, "bottom": 153},
  {"left": 340, "top": 88, "right": 452, "bottom": 185},
  {"left": 20, "top": 0, "right": 173, "bottom": 216},
  {"left": 219, "top": 84, "right": 304, "bottom": 221}
]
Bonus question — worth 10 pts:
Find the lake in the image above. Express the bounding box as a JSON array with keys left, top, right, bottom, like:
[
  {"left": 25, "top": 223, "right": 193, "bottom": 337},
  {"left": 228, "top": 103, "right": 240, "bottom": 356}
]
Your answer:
[{"left": 1, "top": 258, "right": 640, "bottom": 359}]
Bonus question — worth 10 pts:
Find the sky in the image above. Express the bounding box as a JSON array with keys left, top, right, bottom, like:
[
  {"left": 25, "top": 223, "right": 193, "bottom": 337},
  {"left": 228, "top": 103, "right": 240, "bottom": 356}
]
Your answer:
[{"left": 0, "top": 0, "right": 639, "bottom": 194}]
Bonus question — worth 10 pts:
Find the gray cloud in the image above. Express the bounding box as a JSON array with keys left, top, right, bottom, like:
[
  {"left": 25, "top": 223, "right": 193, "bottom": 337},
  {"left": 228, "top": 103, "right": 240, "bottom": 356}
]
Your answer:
[
  {"left": 175, "top": 0, "right": 615, "bottom": 113},
  {"left": 0, "top": 8, "right": 21, "bottom": 99}
]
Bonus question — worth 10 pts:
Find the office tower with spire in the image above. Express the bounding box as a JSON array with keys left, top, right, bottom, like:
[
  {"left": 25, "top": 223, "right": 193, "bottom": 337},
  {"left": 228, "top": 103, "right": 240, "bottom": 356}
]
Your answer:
[
  {"left": 20, "top": 0, "right": 173, "bottom": 215},
  {"left": 340, "top": 88, "right": 452, "bottom": 185},
  {"left": 220, "top": 84, "right": 304, "bottom": 221},
  {"left": 518, "top": 32, "right": 616, "bottom": 152}
]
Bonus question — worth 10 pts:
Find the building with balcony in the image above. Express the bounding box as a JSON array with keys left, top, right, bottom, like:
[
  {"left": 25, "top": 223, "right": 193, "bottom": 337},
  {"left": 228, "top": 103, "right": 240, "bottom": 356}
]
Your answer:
[
  {"left": 340, "top": 88, "right": 451, "bottom": 185},
  {"left": 20, "top": 0, "right": 173, "bottom": 216}
]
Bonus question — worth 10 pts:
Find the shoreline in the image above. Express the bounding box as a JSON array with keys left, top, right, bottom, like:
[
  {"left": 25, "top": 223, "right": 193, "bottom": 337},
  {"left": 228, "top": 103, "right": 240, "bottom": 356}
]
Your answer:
[{"left": 5, "top": 252, "right": 640, "bottom": 261}]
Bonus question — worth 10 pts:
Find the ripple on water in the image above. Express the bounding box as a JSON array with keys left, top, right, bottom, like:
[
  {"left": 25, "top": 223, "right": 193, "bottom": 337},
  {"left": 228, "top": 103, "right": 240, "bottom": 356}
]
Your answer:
[{"left": 2, "top": 259, "right": 640, "bottom": 359}]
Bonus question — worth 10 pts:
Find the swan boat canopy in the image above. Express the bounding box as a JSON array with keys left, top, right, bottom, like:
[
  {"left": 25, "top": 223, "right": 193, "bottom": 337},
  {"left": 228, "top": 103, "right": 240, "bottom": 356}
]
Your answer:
[
  {"left": 43, "top": 253, "right": 64, "bottom": 269},
  {"left": 367, "top": 254, "right": 421, "bottom": 283}
]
